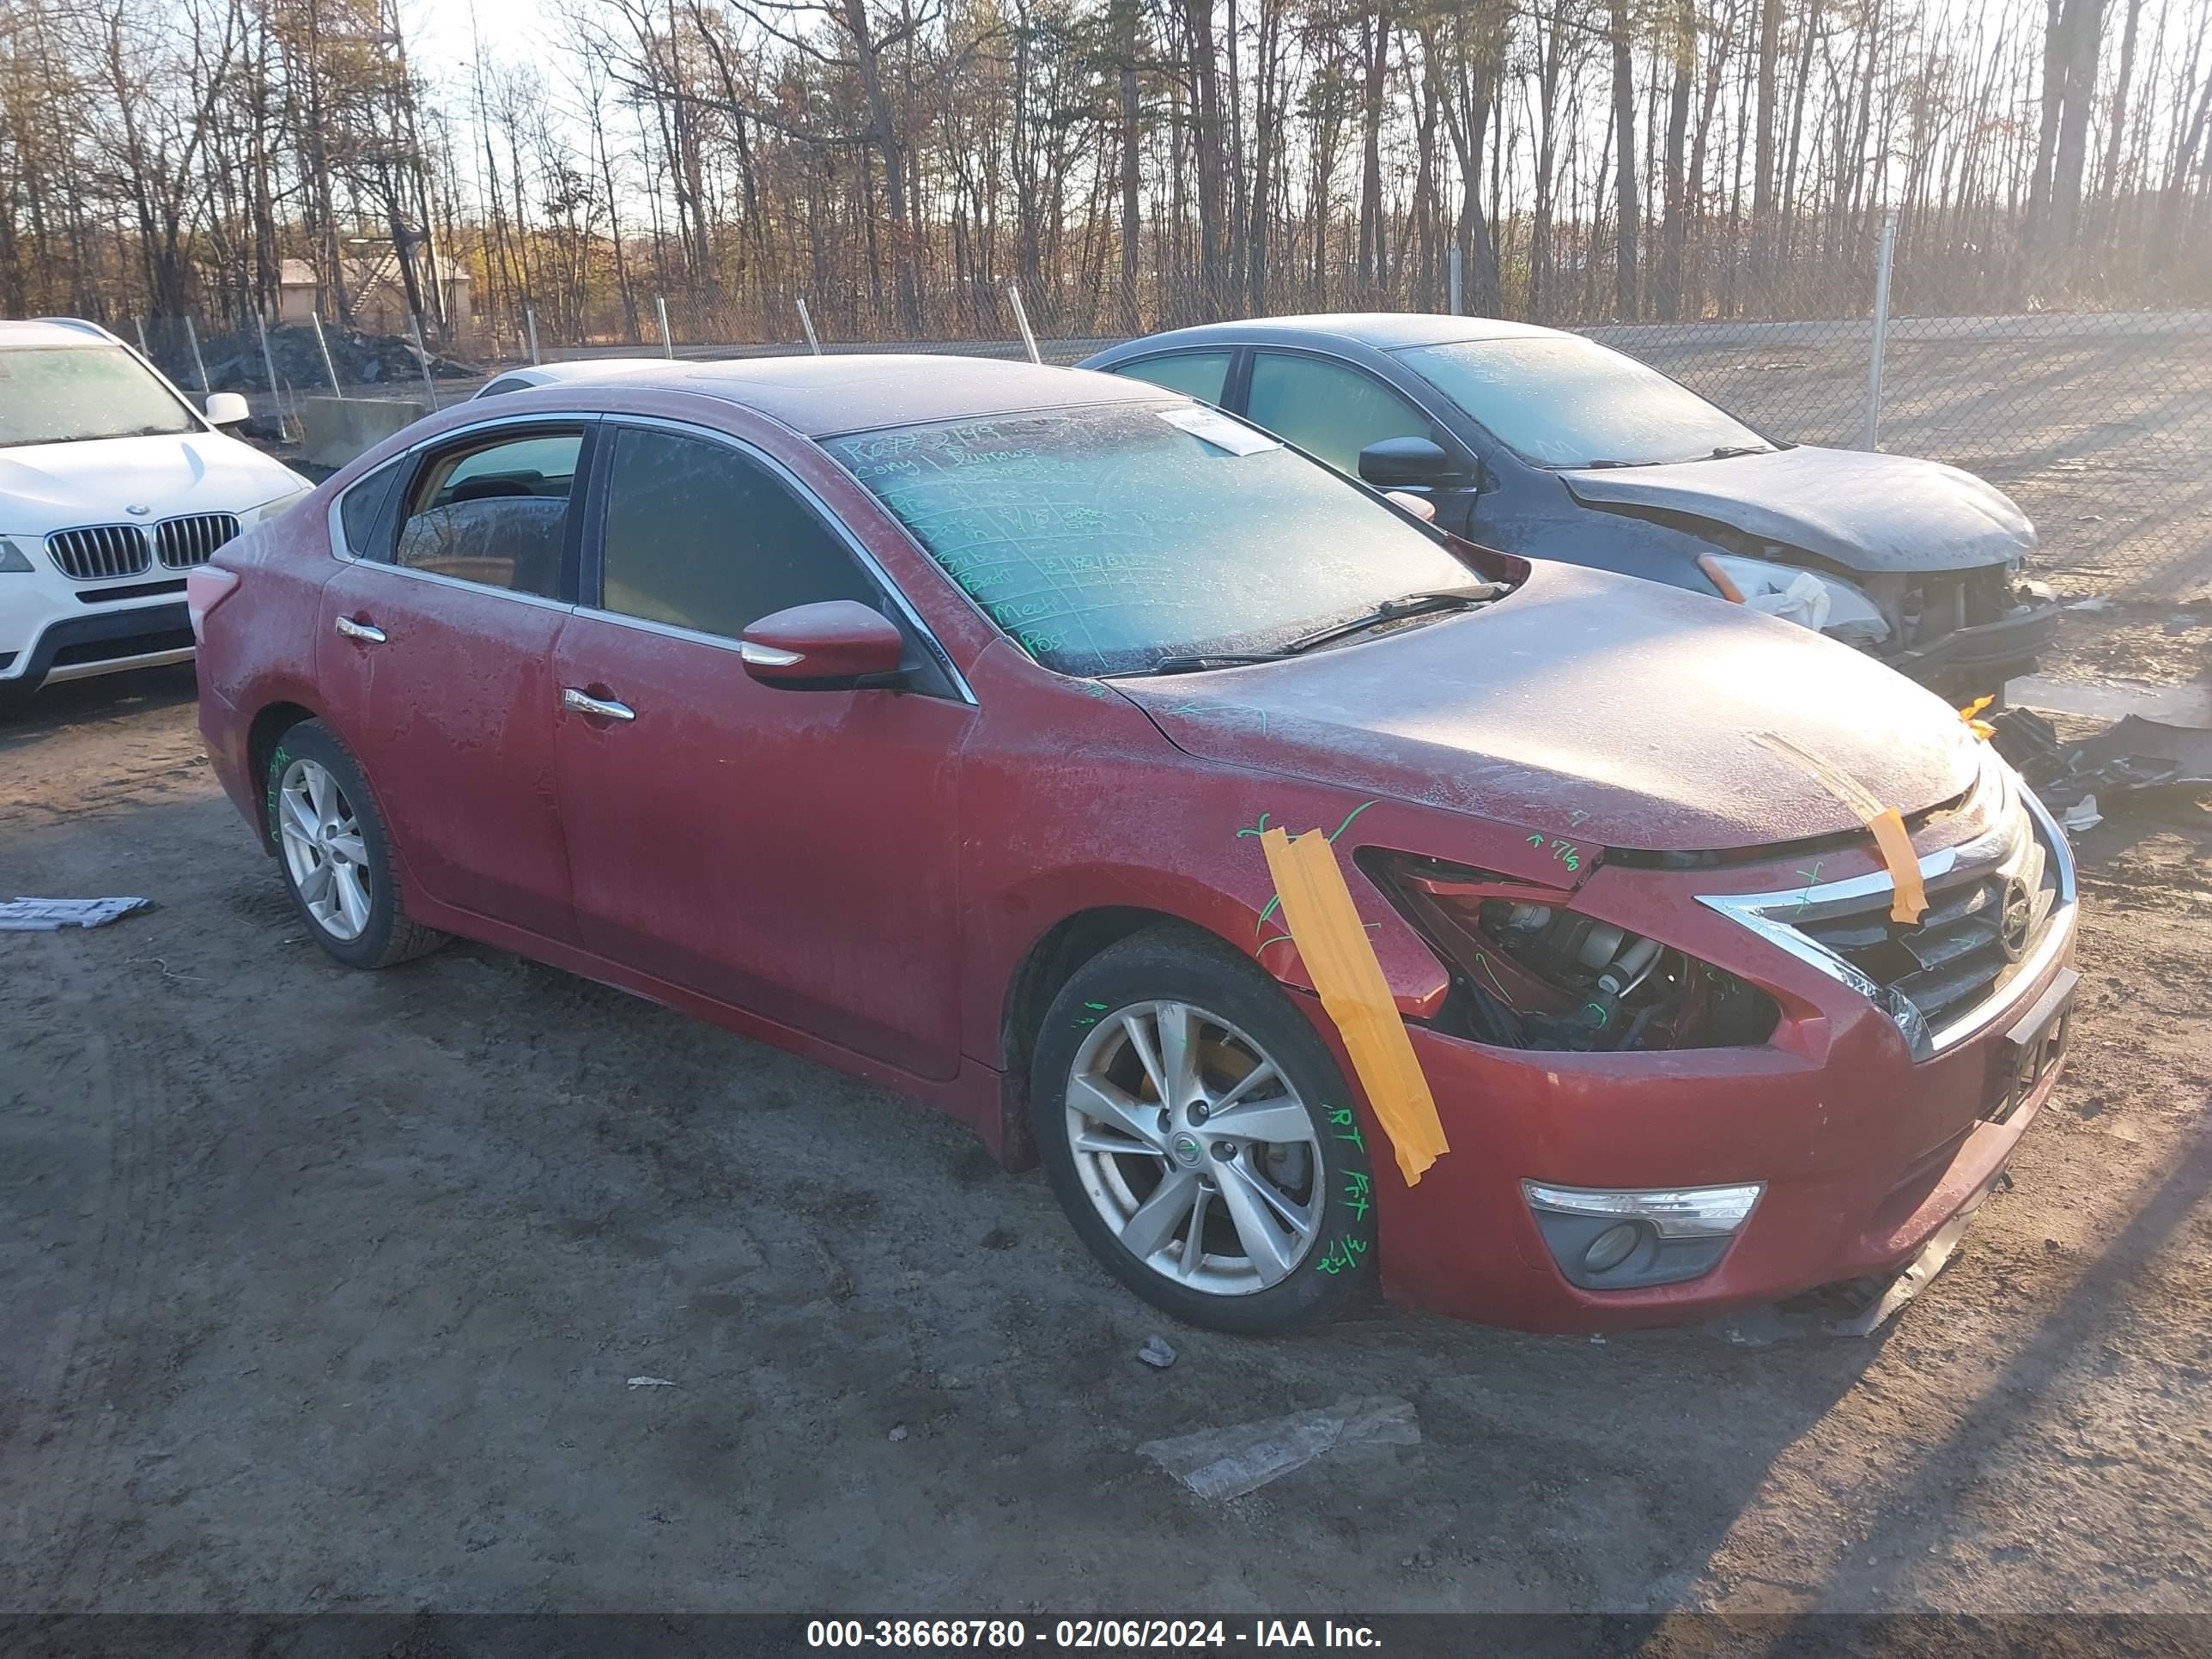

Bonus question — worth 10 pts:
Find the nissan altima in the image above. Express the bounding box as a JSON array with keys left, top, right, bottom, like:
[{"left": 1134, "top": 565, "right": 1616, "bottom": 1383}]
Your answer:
[{"left": 191, "top": 356, "right": 2078, "bottom": 1334}]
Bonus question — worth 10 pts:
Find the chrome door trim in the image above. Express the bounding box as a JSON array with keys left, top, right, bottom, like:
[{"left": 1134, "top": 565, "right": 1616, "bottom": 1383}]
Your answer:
[{"left": 594, "top": 413, "right": 978, "bottom": 707}]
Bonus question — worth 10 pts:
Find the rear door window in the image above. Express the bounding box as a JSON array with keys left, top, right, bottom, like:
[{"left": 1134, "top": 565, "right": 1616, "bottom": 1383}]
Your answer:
[
  {"left": 1244, "top": 352, "right": 1437, "bottom": 475},
  {"left": 392, "top": 428, "right": 584, "bottom": 599},
  {"left": 337, "top": 461, "right": 402, "bottom": 559},
  {"left": 1110, "top": 351, "right": 1233, "bottom": 406}
]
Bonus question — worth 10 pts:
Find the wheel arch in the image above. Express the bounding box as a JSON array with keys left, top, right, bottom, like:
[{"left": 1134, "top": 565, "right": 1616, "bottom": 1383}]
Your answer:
[
  {"left": 992, "top": 904, "right": 1251, "bottom": 1173},
  {"left": 246, "top": 699, "right": 325, "bottom": 851}
]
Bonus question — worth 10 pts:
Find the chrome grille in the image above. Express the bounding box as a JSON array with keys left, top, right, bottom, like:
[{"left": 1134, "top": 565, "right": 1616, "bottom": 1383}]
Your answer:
[
  {"left": 1699, "top": 775, "right": 2074, "bottom": 1059},
  {"left": 47, "top": 525, "right": 152, "bottom": 581},
  {"left": 156, "top": 513, "right": 240, "bottom": 569}
]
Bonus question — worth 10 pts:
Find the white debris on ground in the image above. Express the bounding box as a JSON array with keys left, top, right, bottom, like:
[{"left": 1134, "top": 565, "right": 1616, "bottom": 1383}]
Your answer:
[
  {"left": 0, "top": 896, "right": 155, "bottom": 932},
  {"left": 1136, "top": 1395, "right": 1419, "bottom": 1501},
  {"left": 625, "top": 1376, "right": 677, "bottom": 1389}
]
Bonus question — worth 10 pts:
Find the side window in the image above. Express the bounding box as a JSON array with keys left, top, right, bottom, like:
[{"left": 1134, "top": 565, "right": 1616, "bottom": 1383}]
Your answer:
[
  {"left": 475, "top": 375, "right": 533, "bottom": 398},
  {"left": 598, "top": 427, "right": 880, "bottom": 639},
  {"left": 1113, "top": 350, "right": 1232, "bottom": 406},
  {"left": 392, "top": 428, "right": 582, "bottom": 599},
  {"left": 1245, "top": 353, "right": 1435, "bottom": 475},
  {"left": 337, "top": 461, "right": 401, "bottom": 559}
]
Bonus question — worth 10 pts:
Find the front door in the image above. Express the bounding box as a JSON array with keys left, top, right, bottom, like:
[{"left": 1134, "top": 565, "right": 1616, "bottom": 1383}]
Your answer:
[
  {"left": 315, "top": 422, "right": 591, "bottom": 942},
  {"left": 1239, "top": 349, "right": 1480, "bottom": 536},
  {"left": 550, "top": 420, "right": 972, "bottom": 1080}
]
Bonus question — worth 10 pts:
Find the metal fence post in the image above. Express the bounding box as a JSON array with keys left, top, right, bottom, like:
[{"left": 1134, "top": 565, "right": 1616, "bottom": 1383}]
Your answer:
[
  {"left": 409, "top": 313, "right": 441, "bottom": 411},
  {"left": 1006, "top": 281, "right": 1042, "bottom": 365},
  {"left": 183, "top": 315, "right": 212, "bottom": 397},
  {"left": 254, "top": 311, "right": 290, "bottom": 438},
  {"left": 795, "top": 295, "right": 823, "bottom": 356},
  {"left": 654, "top": 295, "right": 674, "bottom": 358},
  {"left": 310, "top": 310, "right": 343, "bottom": 398},
  {"left": 133, "top": 317, "right": 150, "bottom": 356},
  {"left": 524, "top": 303, "right": 541, "bottom": 365},
  {"left": 1449, "top": 247, "right": 1464, "bottom": 316},
  {"left": 1864, "top": 207, "right": 1900, "bottom": 452}
]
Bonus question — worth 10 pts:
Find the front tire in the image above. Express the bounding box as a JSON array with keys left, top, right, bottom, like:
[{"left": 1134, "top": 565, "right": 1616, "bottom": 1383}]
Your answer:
[
  {"left": 265, "top": 720, "right": 447, "bottom": 970},
  {"left": 1031, "top": 926, "right": 1377, "bottom": 1334}
]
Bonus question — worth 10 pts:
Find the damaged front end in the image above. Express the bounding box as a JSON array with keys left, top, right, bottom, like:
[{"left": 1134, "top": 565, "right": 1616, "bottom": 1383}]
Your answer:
[
  {"left": 1693, "top": 540, "right": 2057, "bottom": 700},
  {"left": 1365, "top": 852, "right": 1781, "bottom": 1054}
]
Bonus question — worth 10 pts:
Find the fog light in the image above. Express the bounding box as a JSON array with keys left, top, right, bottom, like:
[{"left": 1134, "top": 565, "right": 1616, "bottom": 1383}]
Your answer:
[
  {"left": 1522, "top": 1180, "right": 1764, "bottom": 1291},
  {"left": 1583, "top": 1222, "right": 1641, "bottom": 1273}
]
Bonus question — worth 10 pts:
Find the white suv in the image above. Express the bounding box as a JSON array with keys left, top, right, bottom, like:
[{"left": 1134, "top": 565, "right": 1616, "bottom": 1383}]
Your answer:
[{"left": 1, "top": 318, "right": 313, "bottom": 699}]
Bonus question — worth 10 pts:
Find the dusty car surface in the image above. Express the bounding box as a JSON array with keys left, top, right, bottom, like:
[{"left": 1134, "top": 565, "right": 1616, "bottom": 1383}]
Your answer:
[
  {"left": 1081, "top": 314, "right": 2058, "bottom": 699},
  {"left": 190, "top": 355, "right": 2079, "bottom": 1334},
  {"left": 471, "top": 357, "right": 669, "bottom": 399}
]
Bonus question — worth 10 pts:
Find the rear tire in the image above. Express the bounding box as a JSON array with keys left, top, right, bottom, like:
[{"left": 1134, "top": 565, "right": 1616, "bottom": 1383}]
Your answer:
[
  {"left": 265, "top": 720, "right": 447, "bottom": 970},
  {"left": 1031, "top": 926, "right": 1377, "bottom": 1334}
]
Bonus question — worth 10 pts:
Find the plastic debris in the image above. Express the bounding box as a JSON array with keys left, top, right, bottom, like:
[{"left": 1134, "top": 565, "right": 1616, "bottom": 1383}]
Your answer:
[
  {"left": 2065, "top": 597, "right": 2116, "bottom": 612},
  {"left": 1990, "top": 708, "right": 2212, "bottom": 811},
  {"left": 887, "top": 1425, "right": 908, "bottom": 1443},
  {"left": 625, "top": 1376, "right": 677, "bottom": 1389},
  {"left": 2060, "top": 794, "right": 2103, "bottom": 832},
  {"left": 0, "top": 897, "right": 155, "bottom": 932},
  {"left": 1137, "top": 1395, "right": 1419, "bottom": 1501},
  {"left": 1137, "top": 1335, "right": 1178, "bottom": 1370}
]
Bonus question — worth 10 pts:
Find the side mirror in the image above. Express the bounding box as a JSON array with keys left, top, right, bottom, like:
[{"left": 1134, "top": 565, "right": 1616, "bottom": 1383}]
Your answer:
[
  {"left": 205, "top": 392, "right": 252, "bottom": 427},
  {"left": 739, "top": 599, "right": 906, "bottom": 690},
  {"left": 1358, "top": 435, "right": 1467, "bottom": 490}
]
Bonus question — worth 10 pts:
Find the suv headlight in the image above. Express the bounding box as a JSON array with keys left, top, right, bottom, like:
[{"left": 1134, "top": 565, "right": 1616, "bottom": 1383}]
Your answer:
[
  {"left": 246, "top": 485, "right": 315, "bottom": 525},
  {"left": 1698, "top": 552, "right": 1889, "bottom": 645},
  {"left": 0, "top": 538, "right": 34, "bottom": 573}
]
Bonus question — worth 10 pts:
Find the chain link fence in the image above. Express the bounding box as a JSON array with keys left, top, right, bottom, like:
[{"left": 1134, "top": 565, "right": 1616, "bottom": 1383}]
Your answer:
[{"left": 118, "top": 241, "right": 2212, "bottom": 618}]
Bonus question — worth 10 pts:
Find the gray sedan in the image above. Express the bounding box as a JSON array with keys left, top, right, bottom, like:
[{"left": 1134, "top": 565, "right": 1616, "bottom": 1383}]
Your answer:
[{"left": 1081, "top": 313, "right": 2057, "bottom": 698}]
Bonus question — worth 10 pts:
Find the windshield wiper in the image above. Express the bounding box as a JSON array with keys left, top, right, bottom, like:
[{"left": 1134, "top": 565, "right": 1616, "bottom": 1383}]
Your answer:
[
  {"left": 1706, "top": 444, "right": 1771, "bottom": 459},
  {"left": 1276, "top": 586, "right": 1502, "bottom": 655},
  {"left": 1130, "top": 652, "right": 1296, "bottom": 676},
  {"left": 1579, "top": 457, "right": 1662, "bottom": 469},
  {"left": 1128, "top": 586, "right": 1502, "bottom": 677}
]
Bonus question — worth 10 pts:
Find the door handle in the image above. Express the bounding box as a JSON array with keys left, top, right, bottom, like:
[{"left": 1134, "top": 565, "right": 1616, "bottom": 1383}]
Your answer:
[
  {"left": 562, "top": 687, "right": 636, "bottom": 723},
  {"left": 334, "top": 615, "right": 386, "bottom": 643}
]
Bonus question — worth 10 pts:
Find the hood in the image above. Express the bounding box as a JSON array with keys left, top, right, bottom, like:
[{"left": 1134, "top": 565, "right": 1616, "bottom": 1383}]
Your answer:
[
  {"left": 1118, "top": 562, "right": 1983, "bottom": 853},
  {"left": 1556, "top": 446, "right": 2033, "bottom": 574},
  {"left": 0, "top": 431, "right": 307, "bottom": 536}
]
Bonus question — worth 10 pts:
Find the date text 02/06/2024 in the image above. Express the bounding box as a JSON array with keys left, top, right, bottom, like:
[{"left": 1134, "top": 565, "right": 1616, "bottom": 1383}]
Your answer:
[{"left": 805, "top": 1619, "right": 1384, "bottom": 1650}]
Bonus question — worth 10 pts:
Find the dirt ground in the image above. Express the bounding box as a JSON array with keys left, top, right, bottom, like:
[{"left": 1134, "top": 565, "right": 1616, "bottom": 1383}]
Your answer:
[{"left": 3, "top": 659, "right": 2209, "bottom": 1617}]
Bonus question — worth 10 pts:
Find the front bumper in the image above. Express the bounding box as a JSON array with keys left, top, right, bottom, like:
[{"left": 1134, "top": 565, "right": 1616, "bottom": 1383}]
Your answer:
[
  {"left": 0, "top": 599, "right": 196, "bottom": 690},
  {"left": 1355, "top": 780, "right": 2079, "bottom": 1334},
  {"left": 1887, "top": 596, "right": 2057, "bottom": 694}
]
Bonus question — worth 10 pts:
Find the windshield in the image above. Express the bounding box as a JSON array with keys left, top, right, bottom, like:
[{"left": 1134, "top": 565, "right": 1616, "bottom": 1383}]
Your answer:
[
  {"left": 1397, "top": 336, "right": 1772, "bottom": 468},
  {"left": 823, "top": 403, "right": 1485, "bottom": 677},
  {"left": 0, "top": 344, "right": 201, "bottom": 446}
]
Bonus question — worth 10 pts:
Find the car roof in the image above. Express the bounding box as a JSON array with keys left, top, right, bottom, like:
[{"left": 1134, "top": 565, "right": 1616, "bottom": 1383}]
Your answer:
[
  {"left": 555, "top": 353, "right": 1176, "bottom": 436},
  {"left": 503, "top": 358, "right": 668, "bottom": 383},
  {"left": 1097, "top": 312, "right": 1570, "bottom": 354},
  {"left": 0, "top": 318, "right": 122, "bottom": 349}
]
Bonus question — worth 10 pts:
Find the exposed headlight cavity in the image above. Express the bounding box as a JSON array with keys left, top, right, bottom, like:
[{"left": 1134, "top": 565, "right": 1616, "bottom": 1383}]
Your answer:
[
  {"left": 1366, "top": 853, "right": 1782, "bottom": 1053},
  {"left": 1699, "top": 551, "right": 1890, "bottom": 646},
  {"left": 0, "top": 538, "right": 34, "bottom": 574}
]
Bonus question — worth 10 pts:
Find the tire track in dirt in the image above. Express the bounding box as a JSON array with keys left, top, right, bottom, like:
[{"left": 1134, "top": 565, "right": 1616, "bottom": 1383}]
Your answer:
[{"left": 4, "top": 957, "right": 178, "bottom": 1608}]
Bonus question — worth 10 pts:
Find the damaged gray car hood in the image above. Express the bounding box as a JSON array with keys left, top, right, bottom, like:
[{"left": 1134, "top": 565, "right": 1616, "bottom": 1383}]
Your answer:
[{"left": 1556, "top": 446, "right": 2033, "bottom": 574}]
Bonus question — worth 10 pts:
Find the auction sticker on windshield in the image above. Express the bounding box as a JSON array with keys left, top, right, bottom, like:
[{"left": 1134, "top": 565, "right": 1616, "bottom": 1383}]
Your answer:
[{"left": 1155, "top": 405, "right": 1279, "bottom": 455}]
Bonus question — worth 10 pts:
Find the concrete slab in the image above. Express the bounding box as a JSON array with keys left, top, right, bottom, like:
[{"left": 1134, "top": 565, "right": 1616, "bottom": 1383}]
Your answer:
[{"left": 299, "top": 394, "right": 431, "bottom": 470}]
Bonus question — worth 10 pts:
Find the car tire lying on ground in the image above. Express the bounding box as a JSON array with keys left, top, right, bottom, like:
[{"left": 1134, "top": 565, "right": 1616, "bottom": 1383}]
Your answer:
[
  {"left": 264, "top": 719, "right": 447, "bottom": 970},
  {"left": 1031, "top": 925, "right": 1377, "bottom": 1334}
]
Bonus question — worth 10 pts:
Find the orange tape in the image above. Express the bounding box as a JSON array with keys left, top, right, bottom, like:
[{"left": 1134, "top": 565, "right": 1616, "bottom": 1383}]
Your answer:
[
  {"left": 1260, "top": 825, "right": 1449, "bottom": 1186},
  {"left": 1754, "top": 732, "right": 1928, "bottom": 923}
]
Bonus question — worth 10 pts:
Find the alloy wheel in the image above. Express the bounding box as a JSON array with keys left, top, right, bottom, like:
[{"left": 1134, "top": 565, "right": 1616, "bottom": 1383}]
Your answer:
[
  {"left": 1065, "top": 1000, "right": 1323, "bottom": 1295},
  {"left": 276, "top": 757, "right": 374, "bottom": 942}
]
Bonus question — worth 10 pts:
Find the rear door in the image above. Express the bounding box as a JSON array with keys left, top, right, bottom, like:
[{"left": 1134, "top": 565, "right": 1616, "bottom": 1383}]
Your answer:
[
  {"left": 550, "top": 418, "right": 973, "bottom": 1079},
  {"left": 317, "top": 420, "right": 592, "bottom": 943}
]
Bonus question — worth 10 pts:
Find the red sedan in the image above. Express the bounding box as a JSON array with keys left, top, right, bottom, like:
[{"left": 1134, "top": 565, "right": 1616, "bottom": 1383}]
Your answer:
[{"left": 190, "top": 356, "right": 2079, "bottom": 1334}]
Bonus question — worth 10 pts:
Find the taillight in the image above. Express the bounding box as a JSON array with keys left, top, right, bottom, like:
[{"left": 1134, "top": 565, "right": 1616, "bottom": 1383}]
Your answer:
[{"left": 185, "top": 566, "right": 241, "bottom": 641}]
